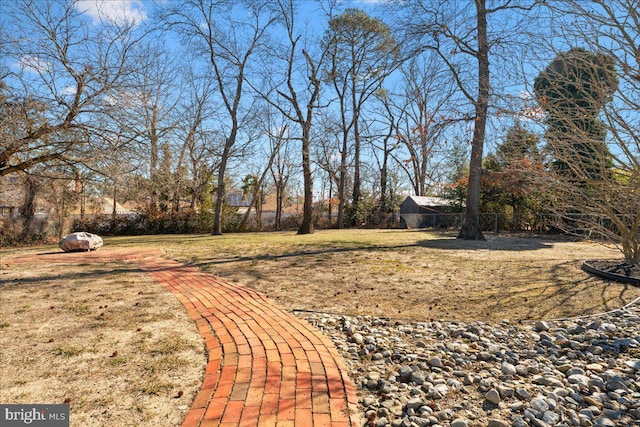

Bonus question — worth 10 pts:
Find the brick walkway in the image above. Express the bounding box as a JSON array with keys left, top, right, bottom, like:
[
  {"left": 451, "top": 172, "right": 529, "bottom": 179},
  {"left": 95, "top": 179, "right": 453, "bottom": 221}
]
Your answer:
[{"left": 5, "top": 249, "right": 360, "bottom": 427}]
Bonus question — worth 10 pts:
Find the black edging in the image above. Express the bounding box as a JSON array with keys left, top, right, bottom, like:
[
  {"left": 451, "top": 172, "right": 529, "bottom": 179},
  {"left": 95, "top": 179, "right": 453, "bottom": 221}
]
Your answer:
[{"left": 582, "top": 261, "right": 640, "bottom": 286}]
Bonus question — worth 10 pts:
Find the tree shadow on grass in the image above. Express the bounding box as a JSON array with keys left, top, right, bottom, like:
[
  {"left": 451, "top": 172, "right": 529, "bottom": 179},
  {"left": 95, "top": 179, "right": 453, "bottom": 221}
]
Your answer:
[
  {"left": 477, "top": 260, "right": 640, "bottom": 321},
  {"left": 0, "top": 264, "right": 146, "bottom": 290},
  {"left": 188, "top": 243, "right": 420, "bottom": 267},
  {"left": 187, "top": 236, "right": 556, "bottom": 270},
  {"left": 416, "top": 236, "right": 554, "bottom": 251}
]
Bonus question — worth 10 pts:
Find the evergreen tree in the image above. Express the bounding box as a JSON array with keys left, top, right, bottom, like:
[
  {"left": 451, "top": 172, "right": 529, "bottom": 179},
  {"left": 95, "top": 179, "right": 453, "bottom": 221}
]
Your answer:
[
  {"left": 482, "top": 122, "right": 541, "bottom": 231},
  {"left": 534, "top": 48, "right": 618, "bottom": 182}
]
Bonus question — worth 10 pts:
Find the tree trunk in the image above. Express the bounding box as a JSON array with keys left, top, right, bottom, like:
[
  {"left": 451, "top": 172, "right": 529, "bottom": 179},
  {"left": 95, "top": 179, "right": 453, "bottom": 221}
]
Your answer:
[
  {"left": 172, "top": 178, "right": 181, "bottom": 215},
  {"left": 337, "top": 134, "right": 348, "bottom": 229},
  {"left": 212, "top": 138, "right": 233, "bottom": 235},
  {"left": 239, "top": 180, "right": 264, "bottom": 231},
  {"left": 79, "top": 180, "right": 85, "bottom": 219},
  {"left": 380, "top": 148, "right": 389, "bottom": 212},
  {"left": 622, "top": 242, "right": 640, "bottom": 266},
  {"left": 352, "top": 109, "right": 361, "bottom": 208},
  {"left": 458, "top": 0, "right": 488, "bottom": 241},
  {"left": 275, "top": 180, "right": 284, "bottom": 231},
  {"left": 419, "top": 139, "right": 428, "bottom": 196},
  {"left": 512, "top": 203, "right": 520, "bottom": 231},
  {"left": 19, "top": 175, "right": 38, "bottom": 236},
  {"left": 298, "top": 127, "right": 314, "bottom": 235},
  {"left": 328, "top": 180, "right": 333, "bottom": 221},
  {"left": 239, "top": 191, "right": 255, "bottom": 231},
  {"left": 256, "top": 190, "right": 263, "bottom": 231},
  {"left": 149, "top": 118, "right": 159, "bottom": 215},
  {"left": 112, "top": 184, "right": 118, "bottom": 217},
  {"left": 172, "top": 142, "right": 188, "bottom": 215}
]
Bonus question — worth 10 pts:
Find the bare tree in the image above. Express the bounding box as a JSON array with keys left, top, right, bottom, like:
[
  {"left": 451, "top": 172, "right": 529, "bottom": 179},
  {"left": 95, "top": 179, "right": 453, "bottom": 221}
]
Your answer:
[
  {"left": 88, "top": 120, "right": 141, "bottom": 216},
  {"left": 309, "top": 111, "right": 338, "bottom": 222},
  {"left": 173, "top": 70, "right": 218, "bottom": 215},
  {"left": 404, "top": 0, "right": 540, "bottom": 240},
  {"left": 248, "top": 0, "right": 328, "bottom": 234},
  {"left": 536, "top": 0, "right": 640, "bottom": 265},
  {"left": 391, "top": 54, "right": 457, "bottom": 197},
  {"left": 360, "top": 95, "right": 397, "bottom": 213},
  {"left": 238, "top": 107, "right": 288, "bottom": 230},
  {"left": 1, "top": 0, "right": 146, "bottom": 177},
  {"left": 314, "top": 112, "right": 350, "bottom": 228},
  {"left": 118, "top": 44, "right": 183, "bottom": 214},
  {"left": 163, "top": 0, "right": 277, "bottom": 235},
  {"left": 323, "top": 8, "right": 400, "bottom": 226},
  {"left": 270, "top": 129, "right": 296, "bottom": 231}
]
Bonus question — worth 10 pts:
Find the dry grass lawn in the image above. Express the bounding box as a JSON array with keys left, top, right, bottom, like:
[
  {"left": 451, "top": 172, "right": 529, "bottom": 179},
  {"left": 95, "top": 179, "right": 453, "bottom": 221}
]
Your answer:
[
  {"left": 0, "top": 257, "right": 204, "bottom": 427},
  {"left": 106, "top": 229, "right": 640, "bottom": 322},
  {"left": 2, "top": 228, "right": 639, "bottom": 427}
]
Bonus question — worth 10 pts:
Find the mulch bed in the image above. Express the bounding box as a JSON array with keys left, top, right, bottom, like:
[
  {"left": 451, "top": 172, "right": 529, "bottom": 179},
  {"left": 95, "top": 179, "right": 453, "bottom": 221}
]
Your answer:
[{"left": 583, "top": 259, "right": 640, "bottom": 285}]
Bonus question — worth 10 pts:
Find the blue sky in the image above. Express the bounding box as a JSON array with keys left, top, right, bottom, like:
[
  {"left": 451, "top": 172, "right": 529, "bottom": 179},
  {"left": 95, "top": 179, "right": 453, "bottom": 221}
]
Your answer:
[
  {"left": 0, "top": 0, "right": 542, "bottom": 191},
  {"left": 6, "top": 0, "right": 633, "bottom": 197}
]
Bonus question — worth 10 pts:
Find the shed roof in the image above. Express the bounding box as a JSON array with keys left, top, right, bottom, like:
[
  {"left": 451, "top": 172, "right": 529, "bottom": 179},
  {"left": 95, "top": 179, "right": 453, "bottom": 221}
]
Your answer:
[
  {"left": 403, "top": 195, "right": 454, "bottom": 207},
  {"left": 69, "top": 197, "right": 135, "bottom": 215}
]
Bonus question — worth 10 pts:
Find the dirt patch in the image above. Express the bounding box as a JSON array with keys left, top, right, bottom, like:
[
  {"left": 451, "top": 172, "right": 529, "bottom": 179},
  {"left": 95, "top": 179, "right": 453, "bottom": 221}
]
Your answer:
[{"left": 0, "top": 257, "right": 205, "bottom": 427}]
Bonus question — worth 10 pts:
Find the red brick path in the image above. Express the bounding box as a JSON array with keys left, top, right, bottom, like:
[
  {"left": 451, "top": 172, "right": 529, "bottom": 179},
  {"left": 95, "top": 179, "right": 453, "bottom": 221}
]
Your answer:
[{"left": 4, "top": 249, "right": 361, "bottom": 427}]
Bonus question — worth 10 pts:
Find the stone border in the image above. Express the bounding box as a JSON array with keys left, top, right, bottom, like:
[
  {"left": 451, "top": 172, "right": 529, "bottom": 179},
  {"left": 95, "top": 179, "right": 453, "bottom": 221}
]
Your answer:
[{"left": 582, "top": 260, "right": 640, "bottom": 286}]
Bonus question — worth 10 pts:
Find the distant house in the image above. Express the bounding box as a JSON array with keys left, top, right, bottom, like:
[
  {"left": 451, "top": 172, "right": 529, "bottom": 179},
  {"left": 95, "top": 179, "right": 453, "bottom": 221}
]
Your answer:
[
  {"left": 227, "top": 192, "right": 303, "bottom": 215},
  {"left": 87, "top": 197, "right": 135, "bottom": 216},
  {"left": 0, "top": 205, "right": 17, "bottom": 218},
  {"left": 399, "top": 196, "right": 457, "bottom": 229},
  {"left": 226, "top": 193, "right": 254, "bottom": 209},
  {"left": 68, "top": 197, "right": 136, "bottom": 216},
  {"left": 260, "top": 193, "right": 304, "bottom": 215},
  {"left": 0, "top": 175, "right": 21, "bottom": 218}
]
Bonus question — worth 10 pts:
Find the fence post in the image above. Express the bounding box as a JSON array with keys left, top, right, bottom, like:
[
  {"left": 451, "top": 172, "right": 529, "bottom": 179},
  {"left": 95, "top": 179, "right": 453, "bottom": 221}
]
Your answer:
[{"left": 494, "top": 213, "right": 498, "bottom": 235}]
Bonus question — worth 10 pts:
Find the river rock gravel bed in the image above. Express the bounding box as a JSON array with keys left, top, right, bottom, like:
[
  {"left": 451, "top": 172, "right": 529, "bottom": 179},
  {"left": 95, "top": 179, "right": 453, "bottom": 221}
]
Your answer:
[{"left": 297, "top": 304, "right": 640, "bottom": 427}]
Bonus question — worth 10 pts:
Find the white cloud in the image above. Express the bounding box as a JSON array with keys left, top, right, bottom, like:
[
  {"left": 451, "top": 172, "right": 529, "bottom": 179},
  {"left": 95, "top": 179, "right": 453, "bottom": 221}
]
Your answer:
[
  {"left": 61, "top": 86, "right": 77, "bottom": 96},
  {"left": 519, "top": 105, "right": 546, "bottom": 121},
  {"left": 103, "top": 89, "right": 144, "bottom": 108},
  {"left": 519, "top": 90, "right": 534, "bottom": 101},
  {"left": 518, "top": 91, "right": 545, "bottom": 121},
  {"left": 16, "top": 55, "right": 51, "bottom": 73},
  {"left": 103, "top": 94, "right": 118, "bottom": 106},
  {"left": 76, "top": 0, "right": 147, "bottom": 27}
]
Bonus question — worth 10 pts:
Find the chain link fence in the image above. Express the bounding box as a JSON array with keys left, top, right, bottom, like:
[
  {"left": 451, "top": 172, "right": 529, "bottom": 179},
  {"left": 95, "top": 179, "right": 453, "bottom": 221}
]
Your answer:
[
  {"left": 399, "top": 212, "right": 635, "bottom": 241},
  {"left": 400, "top": 212, "right": 511, "bottom": 234}
]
